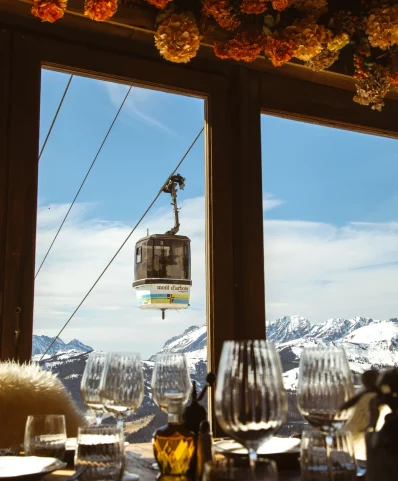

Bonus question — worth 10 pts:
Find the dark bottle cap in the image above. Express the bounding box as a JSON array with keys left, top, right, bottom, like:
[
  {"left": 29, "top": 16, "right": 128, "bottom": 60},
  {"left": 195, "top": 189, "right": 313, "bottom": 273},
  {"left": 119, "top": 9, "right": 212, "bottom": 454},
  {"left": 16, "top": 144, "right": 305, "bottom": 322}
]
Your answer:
[{"left": 199, "top": 420, "right": 211, "bottom": 435}]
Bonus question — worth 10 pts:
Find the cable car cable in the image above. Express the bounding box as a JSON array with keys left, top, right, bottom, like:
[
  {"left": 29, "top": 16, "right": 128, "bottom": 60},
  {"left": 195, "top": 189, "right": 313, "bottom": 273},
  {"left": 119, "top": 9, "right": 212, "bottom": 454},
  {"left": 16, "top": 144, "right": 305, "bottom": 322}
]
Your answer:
[
  {"left": 39, "top": 126, "right": 204, "bottom": 360},
  {"left": 39, "top": 74, "right": 74, "bottom": 162},
  {"left": 35, "top": 85, "right": 133, "bottom": 279}
]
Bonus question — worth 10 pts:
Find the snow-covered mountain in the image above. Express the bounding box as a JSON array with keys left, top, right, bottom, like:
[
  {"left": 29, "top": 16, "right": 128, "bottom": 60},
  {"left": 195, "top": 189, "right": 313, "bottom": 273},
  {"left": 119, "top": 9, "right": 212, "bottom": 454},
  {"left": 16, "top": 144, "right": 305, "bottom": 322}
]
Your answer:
[
  {"left": 150, "top": 325, "right": 207, "bottom": 364},
  {"left": 32, "top": 335, "right": 92, "bottom": 356},
  {"left": 36, "top": 316, "right": 398, "bottom": 440}
]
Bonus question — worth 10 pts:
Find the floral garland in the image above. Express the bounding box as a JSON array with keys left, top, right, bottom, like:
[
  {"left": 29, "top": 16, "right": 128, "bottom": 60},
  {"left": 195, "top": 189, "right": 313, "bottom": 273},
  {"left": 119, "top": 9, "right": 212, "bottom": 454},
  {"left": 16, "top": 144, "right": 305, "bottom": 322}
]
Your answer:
[
  {"left": 31, "top": 0, "right": 67, "bottom": 23},
  {"left": 30, "top": 0, "right": 398, "bottom": 110}
]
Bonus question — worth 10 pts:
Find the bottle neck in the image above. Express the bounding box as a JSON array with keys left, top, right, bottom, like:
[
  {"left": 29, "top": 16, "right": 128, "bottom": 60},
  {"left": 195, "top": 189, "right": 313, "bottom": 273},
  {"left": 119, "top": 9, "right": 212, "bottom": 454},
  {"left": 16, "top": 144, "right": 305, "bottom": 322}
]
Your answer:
[{"left": 167, "top": 401, "right": 183, "bottom": 424}]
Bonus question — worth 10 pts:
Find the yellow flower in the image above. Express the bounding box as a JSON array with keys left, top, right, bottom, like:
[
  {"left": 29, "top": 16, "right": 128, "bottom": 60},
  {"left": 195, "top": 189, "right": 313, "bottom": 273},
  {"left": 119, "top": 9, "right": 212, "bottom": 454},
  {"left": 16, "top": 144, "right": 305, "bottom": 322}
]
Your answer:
[
  {"left": 155, "top": 12, "right": 201, "bottom": 64},
  {"left": 327, "top": 32, "right": 350, "bottom": 51}
]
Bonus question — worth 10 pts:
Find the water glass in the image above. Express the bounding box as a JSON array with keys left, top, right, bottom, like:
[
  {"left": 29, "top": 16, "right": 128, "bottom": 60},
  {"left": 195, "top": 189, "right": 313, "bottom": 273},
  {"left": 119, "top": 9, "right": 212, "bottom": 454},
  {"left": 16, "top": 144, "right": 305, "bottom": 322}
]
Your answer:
[
  {"left": 81, "top": 351, "right": 107, "bottom": 425},
  {"left": 203, "top": 458, "right": 278, "bottom": 481},
  {"left": 297, "top": 346, "right": 355, "bottom": 433},
  {"left": 215, "top": 340, "right": 287, "bottom": 470},
  {"left": 24, "top": 415, "right": 66, "bottom": 460},
  {"left": 75, "top": 426, "right": 124, "bottom": 481},
  {"left": 300, "top": 428, "right": 357, "bottom": 481}
]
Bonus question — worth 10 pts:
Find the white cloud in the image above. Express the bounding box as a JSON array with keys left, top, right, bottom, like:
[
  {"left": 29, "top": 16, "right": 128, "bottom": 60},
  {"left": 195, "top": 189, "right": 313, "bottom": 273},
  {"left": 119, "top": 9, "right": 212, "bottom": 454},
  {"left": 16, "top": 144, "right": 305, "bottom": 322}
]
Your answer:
[
  {"left": 264, "top": 219, "right": 398, "bottom": 323},
  {"left": 34, "top": 193, "right": 398, "bottom": 358},
  {"left": 34, "top": 197, "right": 206, "bottom": 359},
  {"left": 101, "top": 81, "right": 177, "bottom": 137},
  {"left": 263, "top": 194, "right": 284, "bottom": 212}
]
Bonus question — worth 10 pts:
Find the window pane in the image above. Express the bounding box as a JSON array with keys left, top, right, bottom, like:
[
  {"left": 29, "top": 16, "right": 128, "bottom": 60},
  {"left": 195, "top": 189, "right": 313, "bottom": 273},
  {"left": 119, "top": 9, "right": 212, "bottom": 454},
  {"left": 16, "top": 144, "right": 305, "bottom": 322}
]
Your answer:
[
  {"left": 34, "top": 69, "right": 207, "bottom": 442},
  {"left": 262, "top": 114, "right": 398, "bottom": 435}
]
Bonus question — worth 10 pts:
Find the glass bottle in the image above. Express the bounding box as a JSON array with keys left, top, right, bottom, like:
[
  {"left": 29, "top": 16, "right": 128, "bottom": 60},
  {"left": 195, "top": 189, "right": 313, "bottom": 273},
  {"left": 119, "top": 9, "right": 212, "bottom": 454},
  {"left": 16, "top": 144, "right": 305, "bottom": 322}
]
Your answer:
[{"left": 153, "top": 400, "right": 196, "bottom": 478}]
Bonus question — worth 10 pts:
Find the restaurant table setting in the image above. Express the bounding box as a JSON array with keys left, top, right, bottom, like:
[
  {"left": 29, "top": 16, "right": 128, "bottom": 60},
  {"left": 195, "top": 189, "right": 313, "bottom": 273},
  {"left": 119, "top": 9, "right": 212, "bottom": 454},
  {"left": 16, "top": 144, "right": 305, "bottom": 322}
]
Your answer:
[{"left": 0, "top": 342, "right": 376, "bottom": 481}]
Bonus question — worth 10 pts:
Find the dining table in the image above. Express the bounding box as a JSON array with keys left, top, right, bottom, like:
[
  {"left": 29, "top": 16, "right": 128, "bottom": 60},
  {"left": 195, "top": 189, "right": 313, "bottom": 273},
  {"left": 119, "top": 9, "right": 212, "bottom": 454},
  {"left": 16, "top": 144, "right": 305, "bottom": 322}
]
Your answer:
[{"left": 42, "top": 443, "right": 301, "bottom": 481}]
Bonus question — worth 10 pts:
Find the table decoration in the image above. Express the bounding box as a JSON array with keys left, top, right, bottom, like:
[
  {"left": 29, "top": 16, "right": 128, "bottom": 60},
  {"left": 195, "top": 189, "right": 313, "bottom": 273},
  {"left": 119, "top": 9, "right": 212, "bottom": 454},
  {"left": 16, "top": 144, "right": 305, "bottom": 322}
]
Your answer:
[{"left": 151, "top": 352, "right": 195, "bottom": 477}]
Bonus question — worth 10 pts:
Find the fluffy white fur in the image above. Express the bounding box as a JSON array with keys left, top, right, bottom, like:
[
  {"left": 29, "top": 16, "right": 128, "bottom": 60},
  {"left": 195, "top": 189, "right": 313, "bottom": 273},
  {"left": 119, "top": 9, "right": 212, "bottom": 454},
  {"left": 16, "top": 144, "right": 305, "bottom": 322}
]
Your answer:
[{"left": 0, "top": 362, "right": 86, "bottom": 449}]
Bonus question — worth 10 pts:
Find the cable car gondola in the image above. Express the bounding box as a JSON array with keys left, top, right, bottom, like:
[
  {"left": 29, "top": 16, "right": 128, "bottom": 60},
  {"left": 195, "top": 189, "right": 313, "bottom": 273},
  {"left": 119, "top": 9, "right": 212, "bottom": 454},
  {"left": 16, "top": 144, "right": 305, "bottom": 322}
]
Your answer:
[{"left": 132, "top": 175, "right": 192, "bottom": 319}]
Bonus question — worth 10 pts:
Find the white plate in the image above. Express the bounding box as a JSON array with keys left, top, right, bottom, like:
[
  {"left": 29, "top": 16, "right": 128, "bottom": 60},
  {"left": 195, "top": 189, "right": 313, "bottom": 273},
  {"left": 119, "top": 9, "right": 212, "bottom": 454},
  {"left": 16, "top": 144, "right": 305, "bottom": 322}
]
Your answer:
[
  {"left": 214, "top": 437, "right": 301, "bottom": 456},
  {"left": 0, "top": 457, "right": 66, "bottom": 478}
]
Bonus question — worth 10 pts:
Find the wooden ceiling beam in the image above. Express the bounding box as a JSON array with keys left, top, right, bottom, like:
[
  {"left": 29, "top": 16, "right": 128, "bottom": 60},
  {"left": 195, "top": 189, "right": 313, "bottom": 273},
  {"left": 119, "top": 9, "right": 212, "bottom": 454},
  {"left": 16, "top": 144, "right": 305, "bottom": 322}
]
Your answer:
[{"left": 3, "top": 0, "right": 398, "bottom": 101}]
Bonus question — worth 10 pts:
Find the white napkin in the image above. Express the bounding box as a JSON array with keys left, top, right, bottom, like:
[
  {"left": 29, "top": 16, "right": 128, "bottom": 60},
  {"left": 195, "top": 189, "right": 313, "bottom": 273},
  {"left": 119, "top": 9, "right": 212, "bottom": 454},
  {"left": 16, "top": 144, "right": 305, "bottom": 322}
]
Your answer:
[{"left": 0, "top": 456, "right": 61, "bottom": 477}]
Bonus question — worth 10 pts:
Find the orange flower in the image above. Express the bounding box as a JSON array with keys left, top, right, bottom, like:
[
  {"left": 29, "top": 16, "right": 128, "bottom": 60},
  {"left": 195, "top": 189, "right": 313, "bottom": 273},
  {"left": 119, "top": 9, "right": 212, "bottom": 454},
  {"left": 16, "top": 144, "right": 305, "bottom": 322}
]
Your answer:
[
  {"left": 31, "top": 0, "right": 67, "bottom": 22},
  {"left": 271, "top": 0, "right": 292, "bottom": 12},
  {"left": 241, "top": 0, "right": 268, "bottom": 15},
  {"left": 202, "top": 0, "right": 240, "bottom": 30},
  {"left": 390, "top": 72, "right": 398, "bottom": 86},
  {"left": 84, "top": 0, "right": 118, "bottom": 21},
  {"left": 214, "top": 32, "right": 264, "bottom": 62},
  {"left": 264, "top": 34, "right": 295, "bottom": 66},
  {"left": 145, "top": 0, "right": 172, "bottom": 8}
]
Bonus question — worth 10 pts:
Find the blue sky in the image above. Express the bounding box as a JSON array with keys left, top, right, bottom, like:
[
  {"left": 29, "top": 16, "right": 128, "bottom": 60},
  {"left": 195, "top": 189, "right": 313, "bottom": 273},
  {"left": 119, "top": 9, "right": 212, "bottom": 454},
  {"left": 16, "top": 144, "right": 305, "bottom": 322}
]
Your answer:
[
  {"left": 39, "top": 71, "right": 205, "bottom": 222},
  {"left": 34, "top": 68, "right": 398, "bottom": 356},
  {"left": 261, "top": 116, "right": 398, "bottom": 225}
]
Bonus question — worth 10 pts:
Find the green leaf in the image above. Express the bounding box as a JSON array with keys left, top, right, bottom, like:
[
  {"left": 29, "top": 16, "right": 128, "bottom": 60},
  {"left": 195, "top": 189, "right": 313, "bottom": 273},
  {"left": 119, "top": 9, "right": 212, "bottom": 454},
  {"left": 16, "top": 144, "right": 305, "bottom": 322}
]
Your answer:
[
  {"left": 155, "top": 3, "right": 177, "bottom": 26},
  {"left": 262, "top": 26, "right": 273, "bottom": 36},
  {"left": 264, "top": 14, "right": 275, "bottom": 28}
]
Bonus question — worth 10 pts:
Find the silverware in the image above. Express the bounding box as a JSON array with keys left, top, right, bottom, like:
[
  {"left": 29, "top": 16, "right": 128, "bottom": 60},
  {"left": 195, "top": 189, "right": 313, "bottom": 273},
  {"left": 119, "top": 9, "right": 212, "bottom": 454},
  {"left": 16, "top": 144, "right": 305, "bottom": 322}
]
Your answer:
[{"left": 0, "top": 447, "right": 20, "bottom": 456}]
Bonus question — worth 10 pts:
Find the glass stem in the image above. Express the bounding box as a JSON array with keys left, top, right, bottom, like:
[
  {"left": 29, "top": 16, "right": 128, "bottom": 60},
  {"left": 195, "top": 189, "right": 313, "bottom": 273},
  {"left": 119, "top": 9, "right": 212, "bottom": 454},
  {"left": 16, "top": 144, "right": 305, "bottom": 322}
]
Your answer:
[
  {"left": 116, "top": 416, "right": 125, "bottom": 432},
  {"left": 325, "top": 433, "right": 334, "bottom": 481},
  {"left": 248, "top": 448, "right": 258, "bottom": 472}
]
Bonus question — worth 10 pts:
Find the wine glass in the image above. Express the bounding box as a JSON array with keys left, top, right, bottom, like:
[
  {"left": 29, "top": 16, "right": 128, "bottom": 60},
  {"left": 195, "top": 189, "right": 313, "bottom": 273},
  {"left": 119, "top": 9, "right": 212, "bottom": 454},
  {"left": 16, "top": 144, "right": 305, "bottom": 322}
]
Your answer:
[
  {"left": 215, "top": 340, "right": 287, "bottom": 470},
  {"left": 81, "top": 351, "right": 107, "bottom": 425},
  {"left": 297, "top": 345, "right": 355, "bottom": 434},
  {"left": 151, "top": 352, "right": 191, "bottom": 413},
  {"left": 99, "top": 352, "right": 144, "bottom": 431}
]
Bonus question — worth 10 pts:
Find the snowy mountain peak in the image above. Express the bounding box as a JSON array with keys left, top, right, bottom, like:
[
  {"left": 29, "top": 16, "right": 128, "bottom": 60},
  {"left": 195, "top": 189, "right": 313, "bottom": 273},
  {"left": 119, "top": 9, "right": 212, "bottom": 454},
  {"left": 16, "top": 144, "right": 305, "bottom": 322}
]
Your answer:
[
  {"left": 32, "top": 335, "right": 92, "bottom": 356},
  {"left": 267, "top": 316, "right": 312, "bottom": 344}
]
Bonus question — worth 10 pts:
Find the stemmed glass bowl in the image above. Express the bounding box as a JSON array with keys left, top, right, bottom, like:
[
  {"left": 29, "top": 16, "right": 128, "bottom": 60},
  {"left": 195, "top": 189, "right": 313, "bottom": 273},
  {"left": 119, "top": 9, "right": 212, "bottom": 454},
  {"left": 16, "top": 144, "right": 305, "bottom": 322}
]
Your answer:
[
  {"left": 215, "top": 340, "right": 287, "bottom": 470},
  {"left": 81, "top": 351, "right": 107, "bottom": 425},
  {"left": 297, "top": 345, "right": 355, "bottom": 434},
  {"left": 99, "top": 352, "right": 144, "bottom": 431}
]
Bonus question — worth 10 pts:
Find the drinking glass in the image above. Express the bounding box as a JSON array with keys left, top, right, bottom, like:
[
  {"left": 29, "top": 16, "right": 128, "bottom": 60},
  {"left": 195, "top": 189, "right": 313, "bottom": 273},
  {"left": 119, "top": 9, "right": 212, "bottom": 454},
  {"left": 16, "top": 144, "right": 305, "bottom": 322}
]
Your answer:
[
  {"left": 203, "top": 458, "right": 278, "bottom": 481},
  {"left": 215, "top": 340, "right": 287, "bottom": 470},
  {"left": 300, "top": 428, "right": 357, "bottom": 481},
  {"left": 151, "top": 352, "right": 191, "bottom": 411},
  {"left": 75, "top": 426, "right": 124, "bottom": 481},
  {"left": 297, "top": 346, "right": 355, "bottom": 434},
  {"left": 81, "top": 351, "right": 107, "bottom": 425},
  {"left": 24, "top": 415, "right": 66, "bottom": 460},
  {"left": 99, "top": 352, "right": 144, "bottom": 431}
]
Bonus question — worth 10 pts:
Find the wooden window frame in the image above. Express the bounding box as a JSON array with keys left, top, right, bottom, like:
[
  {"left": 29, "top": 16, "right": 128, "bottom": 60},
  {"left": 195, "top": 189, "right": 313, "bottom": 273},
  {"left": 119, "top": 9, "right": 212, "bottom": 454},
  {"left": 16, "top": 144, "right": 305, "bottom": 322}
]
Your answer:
[
  {"left": 3, "top": 8, "right": 398, "bottom": 436},
  {"left": 0, "top": 27, "right": 267, "bottom": 434}
]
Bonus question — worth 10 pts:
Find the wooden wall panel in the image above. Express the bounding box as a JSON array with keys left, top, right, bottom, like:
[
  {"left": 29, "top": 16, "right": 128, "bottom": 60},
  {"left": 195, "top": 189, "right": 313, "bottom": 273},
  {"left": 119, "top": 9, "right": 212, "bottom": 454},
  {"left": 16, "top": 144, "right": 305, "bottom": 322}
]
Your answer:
[
  {"left": 1, "top": 33, "right": 41, "bottom": 362},
  {"left": 0, "top": 30, "right": 11, "bottom": 359},
  {"left": 230, "top": 67, "right": 266, "bottom": 338},
  {"left": 261, "top": 72, "right": 398, "bottom": 139}
]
